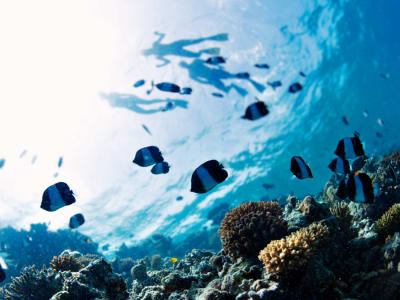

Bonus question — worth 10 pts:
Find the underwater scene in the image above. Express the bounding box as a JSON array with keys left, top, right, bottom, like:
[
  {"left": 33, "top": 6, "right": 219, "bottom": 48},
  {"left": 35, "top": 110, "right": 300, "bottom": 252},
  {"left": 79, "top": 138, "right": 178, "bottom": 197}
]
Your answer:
[{"left": 0, "top": 0, "right": 400, "bottom": 299}]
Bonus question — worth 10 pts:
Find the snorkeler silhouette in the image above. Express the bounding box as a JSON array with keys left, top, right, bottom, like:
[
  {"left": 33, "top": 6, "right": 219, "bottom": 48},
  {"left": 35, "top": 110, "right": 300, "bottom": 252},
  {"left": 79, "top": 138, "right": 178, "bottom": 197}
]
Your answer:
[
  {"left": 179, "top": 59, "right": 265, "bottom": 96},
  {"left": 100, "top": 92, "right": 188, "bottom": 114},
  {"left": 142, "top": 32, "right": 229, "bottom": 67}
]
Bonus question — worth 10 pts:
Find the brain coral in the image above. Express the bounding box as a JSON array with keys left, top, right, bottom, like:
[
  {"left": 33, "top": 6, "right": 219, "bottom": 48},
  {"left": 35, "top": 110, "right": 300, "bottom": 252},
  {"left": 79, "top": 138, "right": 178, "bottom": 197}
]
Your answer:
[
  {"left": 258, "top": 223, "right": 329, "bottom": 276},
  {"left": 219, "top": 201, "right": 288, "bottom": 258},
  {"left": 376, "top": 203, "right": 400, "bottom": 239}
]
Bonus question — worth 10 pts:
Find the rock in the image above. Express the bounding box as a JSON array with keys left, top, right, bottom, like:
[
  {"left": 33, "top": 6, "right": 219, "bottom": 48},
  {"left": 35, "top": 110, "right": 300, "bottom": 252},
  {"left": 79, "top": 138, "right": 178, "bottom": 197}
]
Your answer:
[
  {"left": 131, "top": 263, "right": 148, "bottom": 281},
  {"left": 298, "top": 196, "right": 330, "bottom": 222},
  {"left": 383, "top": 232, "right": 400, "bottom": 270},
  {"left": 161, "top": 272, "right": 197, "bottom": 292},
  {"left": 197, "top": 288, "right": 230, "bottom": 300}
]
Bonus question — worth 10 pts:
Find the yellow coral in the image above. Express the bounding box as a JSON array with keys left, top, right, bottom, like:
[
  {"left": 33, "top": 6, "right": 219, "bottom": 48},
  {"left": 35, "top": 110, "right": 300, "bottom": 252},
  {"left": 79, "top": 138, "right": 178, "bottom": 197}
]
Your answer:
[
  {"left": 375, "top": 203, "right": 400, "bottom": 239},
  {"left": 258, "top": 223, "right": 329, "bottom": 276},
  {"left": 330, "top": 202, "right": 352, "bottom": 226}
]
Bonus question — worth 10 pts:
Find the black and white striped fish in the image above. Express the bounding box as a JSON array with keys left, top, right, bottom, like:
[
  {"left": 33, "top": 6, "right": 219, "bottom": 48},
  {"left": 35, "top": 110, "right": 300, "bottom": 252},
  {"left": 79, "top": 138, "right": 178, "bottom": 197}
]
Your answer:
[
  {"left": 69, "top": 213, "right": 85, "bottom": 229},
  {"left": 290, "top": 156, "right": 313, "bottom": 179},
  {"left": 336, "top": 172, "right": 374, "bottom": 203},
  {"left": 328, "top": 157, "right": 351, "bottom": 174},
  {"left": 191, "top": 160, "right": 228, "bottom": 193},
  {"left": 133, "top": 146, "right": 164, "bottom": 167},
  {"left": 242, "top": 101, "right": 269, "bottom": 121},
  {"left": 151, "top": 162, "right": 170, "bottom": 175},
  {"left": 41, "top": 182, "right": 76, "bottom": 212},
  {"left": 334, "top": 137, "right": 365, "bottom": 159}
]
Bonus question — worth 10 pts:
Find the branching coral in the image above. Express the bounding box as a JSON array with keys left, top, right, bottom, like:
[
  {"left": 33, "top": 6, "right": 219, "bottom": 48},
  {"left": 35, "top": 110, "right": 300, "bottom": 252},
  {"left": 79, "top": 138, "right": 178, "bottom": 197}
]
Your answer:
[
  {"left": 4, "top": 266, "right": 62, "bottom": 300},
  {"left": 50, "top": 254, "right": 84, "bottom": 272},
  {"left": 376, "top": 203, "right": 400, "bottom": 239},
  {"left": 219, "top": 201, "right": 288, "bottom": 258},
  {"left": 258, "top": 223, "right": 329, "bottom": 276}
]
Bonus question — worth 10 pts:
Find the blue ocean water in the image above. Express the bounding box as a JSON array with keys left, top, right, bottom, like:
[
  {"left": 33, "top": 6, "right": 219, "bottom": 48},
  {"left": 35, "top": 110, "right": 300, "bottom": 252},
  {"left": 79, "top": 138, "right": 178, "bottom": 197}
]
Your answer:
[{"left": 0, "top": 0, "right": 399, "bottom": 259}]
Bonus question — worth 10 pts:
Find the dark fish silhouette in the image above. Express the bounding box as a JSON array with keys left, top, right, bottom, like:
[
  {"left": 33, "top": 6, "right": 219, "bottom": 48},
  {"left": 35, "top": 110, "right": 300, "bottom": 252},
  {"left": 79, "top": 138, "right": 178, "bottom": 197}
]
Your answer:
[
  {"left": 337, "top": 172, "right": 374, "bottom": 203},
  {"left": 133, "top": 80, "right": 145, "bottom": 88},
  {"left": 342, "top": 116, "right": 349, "bottom": 125},
  {"left": 41, "top": 182, "right": 76, "bottom": 212},
  {"left": 181, "top": 87, "right": 192, "bottom": 95},
  {"left": 290, "top": 156, "right": 313, "bottom": 179},
  {"left": 288, "top": 82, "right": 303, "bottom": 93},
  {"left": 254, "top": 63, "right": 269, "bottom": 69},
  {"left": 235, "top": 72, "right": 250, "bottom": 79},
  {"left": 376, "top": 132, "right": 383, "bottom": 138},
  {"left": 262, "top": 183, "right": 275, "bottom": 190},
  {"left": 151, "top": 162, "right": 170, "bottom": 175},
  {"left": 267, "top": 80, "right": 282, "bottom": 90},
  {"left": 0, "top": 265, "right": 5, "bottom": 283},
  {"left": 176, "top": 196, "right": 183, "bottom": 201},
  {"left": 354, "top": 130, "right": 360, "bottom": 138},
  {"left": 133, "top": 146, "right": 164, "bottom": 167},
  {"left": 212, "top": 92, "right": 224, "bottom": 98},
  {"left": 334, "top": 137, "right": 365, "bottom": 159},
  {"left": 142, "top": 124, "right": 152, "bottom": 135},
  {"left": 351, "top": 155, "right": 367, "bottom": 172},
  {"left": 299, "top": 71, "right": 306, "bottom": 77},
  {"left": 58, "top": 157, "right": 63, "bottom": 168},
  {"left": 191, "top": 160, "right": 228, "bottom": 193},
  {"left": 69, "top": 213, "right": 85, "bottom": 229},
  {"left": 242, "top": 101, "right": 269, "bottom": 121},
  {"left": 156, "top": 82, "right": 181, "bottom": 93},
  {"left": 328, "top": 157, "right": 351, "bottom": 174},
  {"left": 205, "top": 56, "right": 226, "bottom": 65}
]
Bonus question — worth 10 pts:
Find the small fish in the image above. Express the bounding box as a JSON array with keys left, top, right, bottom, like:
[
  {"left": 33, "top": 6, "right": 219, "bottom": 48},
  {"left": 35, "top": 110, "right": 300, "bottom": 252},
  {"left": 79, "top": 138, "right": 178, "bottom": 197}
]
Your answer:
[
  {"left": 262, "top": 183, "right": 275, "bottom": 190},
  {"left": 32, "top": 155, "right": 37, "bottom": 164},
  {"left": 336, "top": 172, "right": 374, "bottom": 203},
  {"left": 180, "top": 87, "right": 192, "bottom": 95},
  {"left": 334, "top": 137, "right": 365, "bottom": 159},
  {"left": 156, "top": 82, "right": 181, "bottom": 93},
  {"left": 161, "top": 101, "right": 175, "bottom": 112},
  {"left": 41, "top": 182, "right": 76, "bottom": 212},
  {"left": 212, "top": 92, "right": 224, "bottom": 98},
  {"left": 267, "top": 80, "right": 282, "bottom": 90},
  {"left": 299, "top": 71, "right": 306, "bottom": 77},
  {"left": 0, "top": 159, "right": 5, "bottom": 169},
  {"left": 241, "top": 101, "right": 269, "bottom": 121},
  {"left": 379, "top": 73, "right": 390, "bottom": 79},
  {"left": 376, "top": 132, "right": 383, "bottom": 138},
  {"left": 388, "top": 164, "right": 397, "bottom": 185},
  {"left": 0, "top": 265, "right": 5, "bottom": 283},
  {"left": 254, "top": 63, "right": 269, "bottom": 69},
  {"left": 362, "top": 110, "right": 369, "bottom": 118},
  {"left": 84, "top": 238, "right": 91, "bottom": 244},
  {"left": 133, "top": 79, "right": 146, "bottom": 88},
  {"left": 377, "top": 118, "right": 384, "bottom": 127},
  {"left": 58, "top": 157, "right": 63, "bottom": 168},
  {"left": 19, "top": 150, "right": 27, "bottom": 158},
  {"left": 142, "top": 124, "right": 152, "bottom": 135},
  {"left": 290, "top": 156, "right": 313, "bottom": 179},
  {"left": 133, "top": 146, "right": 164, "bottom": 167},
  {"left": 288, "top": 82, "right": 303, "bottom": 93},
  {"left": 170, "top": 257, "right": 178, "bottom": 263},
  {"left": 351, "top": 155, "right": 368, "bottom": 172},
  {"left": 235, "top": 72, "right": 250, "bottom": 79},
  {"left": 176, "top": 196, "right": 183, "bottom": 201},
  {"left": 354, "top": 130, "right": 360, "bottom": 138},
  {"left": 53, "top": 172, "right": 59, "bottom": 178},
  {"left": 151, "top": 162, "right": 170, "bottom": 175},
  {"left": 328, "top": 157, "right": 351, "bottom": 174},
  {"left": 69, "top": 213, "right": 85, "bottom": 229},
  {"left": 191, "top": 160, "right": 228, "bottom": 194},
  {"left": 205, "top": 56, "right": 226, "bottom": 65},
  {"left": 342, "top": 116, "right": 349, "bottom": 125}
]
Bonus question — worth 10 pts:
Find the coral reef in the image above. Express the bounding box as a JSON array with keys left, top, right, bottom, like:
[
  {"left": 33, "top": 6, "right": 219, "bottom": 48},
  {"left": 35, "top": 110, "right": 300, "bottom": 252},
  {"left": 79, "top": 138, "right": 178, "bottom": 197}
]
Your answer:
[
  {"left": 219, "top": 201, "right": 288, "bottom": 258},
  {"left": 151, "top": 254, "right": 162, "bottom": 270},
  {"left": 50, "top": 254, "right": 84, "bottom": 272},
  {"left": 376, "top": 203, "right": 400, "bottom": 239},
  {"left": 258, "top": 223, "right": 329, "bottom": 277}
]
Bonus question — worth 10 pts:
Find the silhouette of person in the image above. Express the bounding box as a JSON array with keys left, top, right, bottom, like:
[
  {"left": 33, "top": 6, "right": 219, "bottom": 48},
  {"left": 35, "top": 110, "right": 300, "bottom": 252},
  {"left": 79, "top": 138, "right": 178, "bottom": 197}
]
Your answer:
[{"left": 142, "top": 32, "right": 228, "bottom": 67}]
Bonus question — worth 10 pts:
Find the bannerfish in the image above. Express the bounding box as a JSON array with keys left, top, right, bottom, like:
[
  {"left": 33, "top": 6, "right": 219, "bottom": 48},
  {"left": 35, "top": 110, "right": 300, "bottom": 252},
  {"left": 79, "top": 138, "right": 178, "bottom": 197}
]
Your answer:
[
  {"left": 41, "top": 182, "right": 76, "bottom": 212},
  {"left": 133, "top": 146, "right": 164, "bottom": 167},
  {"left": 205, "top": 56, "right": 226, "bottom": 65},
  {"left": 58, "top": 156, "right": 63, "bottom": 168},
  {"left": 242, "top": 101, "right": 269, "bottom": 121},
  {"left": 254, "top": 63, "right": 269, "bottom": 69},
  {"left": 328, "top": 157, "right": 351, "bottom": 174},
  {"left": 191, "top": 160, "right": 228, "bottom": 193},
  {"left": 0, "top": 265, "right": 5, "bottom": 283},
  {"left": 32, "top": 155, "right": 37, "bottom": 164},
  {"left": 288, "top": 82, "right": 303, "bottom": 93},
  {"left": 334, "top": 137, "right": 365, "bottom": 159},
  {"left": 176, "top": 196, "right": 183, "bottom": 201},
  {"left": 69, "top": 213, "right": 85, "bottom": 229},
  {"left": 151, "top": 162, "right": 170, "bottom": 175},
  {"left": 267, "top": 80, "right": 282, "bottom": 90},
  {"left": 336, "top": 172, "right": 374, "bottom": 203},
  {"left": 212, "top": 92, "right": 224, "bottom": 98},
  {"left": 377, "top": 118, "right": 384, "bottom": 127},
  {"left": 181, "top": 87, "right": 192, "bottom": 95},
  {"left": 351, "top": 155, "right": 368, "bottom": 172},
  {"left": 133, "top": 79, "right": 145, "bottom": 88},
  {"left": 155, "top": 82, "right": 181, "bottom": 93},
  {"left": 142, "top": 124, "right": 152, "bottom": 135},
  {"left": 342, "top": 116, "right": 349, "bottom": 125},
  {"left": 0, "top": 159, "right": 5, "bottom": 169},
  {"left": 236, "top": 72, "right": 250, "bottom": 79},
  {"left": 290, "top": 156, "right": 313, "bottom": 179},
  {"left": 299, "top": 71, "right": 306, "bottom": 77},
  {"left": 363, "top": 110, "right": 369, "bottom": 117}
]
